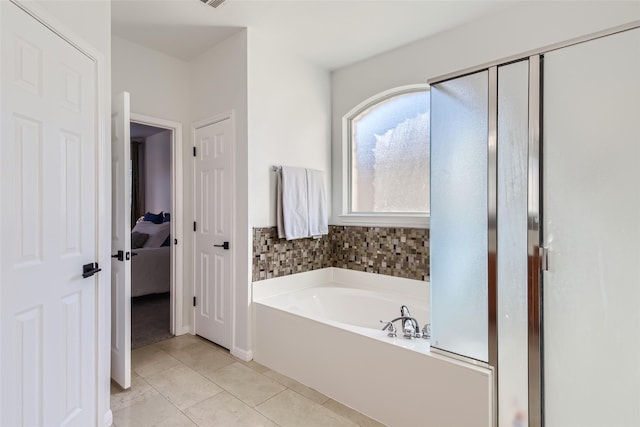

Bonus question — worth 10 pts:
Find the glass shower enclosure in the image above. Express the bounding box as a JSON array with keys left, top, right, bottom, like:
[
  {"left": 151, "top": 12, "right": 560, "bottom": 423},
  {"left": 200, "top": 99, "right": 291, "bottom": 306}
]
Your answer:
[
  {"left": 429, "top": 25, "right": 640, "bottom": 427},
  {"left": 430, "top": 60, "right": 531, "bottom": 426}
]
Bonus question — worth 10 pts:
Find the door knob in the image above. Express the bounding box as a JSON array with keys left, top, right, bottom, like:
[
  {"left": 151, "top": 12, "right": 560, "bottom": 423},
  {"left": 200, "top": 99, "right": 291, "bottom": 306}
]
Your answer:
[
  {"left": 82, "top": 262, "right": 101, "bottom": 278},
  {"left": 111, "top": 250, "right": 131, "bottom": 261},
  {"left": 214, "top": 241, "right": 230, "bottom": 250}
]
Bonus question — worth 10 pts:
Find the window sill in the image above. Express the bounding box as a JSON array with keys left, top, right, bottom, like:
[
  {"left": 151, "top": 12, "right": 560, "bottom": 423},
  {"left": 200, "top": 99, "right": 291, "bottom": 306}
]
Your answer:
[{"left": 334, "top": 214, "right": 429, "bottom": 229}]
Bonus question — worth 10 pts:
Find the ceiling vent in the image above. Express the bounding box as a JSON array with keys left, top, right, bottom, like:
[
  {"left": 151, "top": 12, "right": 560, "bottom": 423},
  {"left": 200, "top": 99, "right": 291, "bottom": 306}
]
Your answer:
[{"left": 201, "top": 0, "right": 227, "bottom": 8}]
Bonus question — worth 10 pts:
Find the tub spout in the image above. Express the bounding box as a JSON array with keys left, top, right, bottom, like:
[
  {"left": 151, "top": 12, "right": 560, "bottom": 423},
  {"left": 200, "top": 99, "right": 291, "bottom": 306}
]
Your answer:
[{"left": 400, "top": 305, "right": 411, "bottom": 317}]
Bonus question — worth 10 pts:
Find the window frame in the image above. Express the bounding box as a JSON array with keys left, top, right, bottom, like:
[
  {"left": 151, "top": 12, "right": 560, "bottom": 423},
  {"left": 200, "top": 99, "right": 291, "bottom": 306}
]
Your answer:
[{"left": 340, "top": 84, "right": 430, "bottom": 228}]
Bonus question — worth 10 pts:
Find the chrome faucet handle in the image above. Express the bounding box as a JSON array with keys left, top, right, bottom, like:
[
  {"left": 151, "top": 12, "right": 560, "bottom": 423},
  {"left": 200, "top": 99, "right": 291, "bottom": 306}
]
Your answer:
[
  {"left": 422, "top": 323, "right": 431, "bottom": 339},
  {"left": 388, "top": 324, "right": 397, "bottom": 337},
  {"left": 380, "top": 320, "right": 397, "bottom": 337}
]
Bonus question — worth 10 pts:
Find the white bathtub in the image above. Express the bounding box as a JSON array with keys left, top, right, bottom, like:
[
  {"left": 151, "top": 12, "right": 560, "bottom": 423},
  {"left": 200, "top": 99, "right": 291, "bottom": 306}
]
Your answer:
[{"left": 253, "top": 268, "right": 492, "bottom": 427}]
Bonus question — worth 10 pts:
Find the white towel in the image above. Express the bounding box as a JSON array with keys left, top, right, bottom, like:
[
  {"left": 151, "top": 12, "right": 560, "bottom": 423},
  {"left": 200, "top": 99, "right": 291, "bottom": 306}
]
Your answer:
[
  {"left": 306, "top": 168, "right": 328, "bottom": 237},
  {"left": 281, "top": 166, "right": 309, "bottom": 240}
]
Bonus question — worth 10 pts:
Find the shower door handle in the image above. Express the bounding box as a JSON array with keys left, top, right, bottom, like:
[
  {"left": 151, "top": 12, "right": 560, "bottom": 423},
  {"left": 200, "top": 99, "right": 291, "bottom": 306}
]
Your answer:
[{"left": 539, "top": 246, "right": 549, "bottom": 271}]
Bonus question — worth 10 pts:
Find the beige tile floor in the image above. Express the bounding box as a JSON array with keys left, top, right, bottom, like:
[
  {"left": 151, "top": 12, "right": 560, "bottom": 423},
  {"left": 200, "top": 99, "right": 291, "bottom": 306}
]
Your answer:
[{"left": 111, "top": 334, "right": 387, "bottom": 427}]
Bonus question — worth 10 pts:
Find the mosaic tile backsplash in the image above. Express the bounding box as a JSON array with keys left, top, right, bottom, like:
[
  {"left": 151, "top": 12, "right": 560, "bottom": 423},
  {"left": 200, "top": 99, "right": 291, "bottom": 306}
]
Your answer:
[
  {"left": 331, "top": 226, "right": 429, "bottom": 281},
  {"left": 252, "top": 227, "right": 333, "bottom": 281},
  {"left": 252, "top": 225, "right": 429, "bottom": 282}
]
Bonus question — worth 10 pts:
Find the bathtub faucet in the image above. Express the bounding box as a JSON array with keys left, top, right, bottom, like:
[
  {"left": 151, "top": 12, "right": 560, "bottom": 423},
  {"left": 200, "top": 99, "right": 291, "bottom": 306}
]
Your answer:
[{"left": 381, "top": 316, "right": 421, "bottom": 339}]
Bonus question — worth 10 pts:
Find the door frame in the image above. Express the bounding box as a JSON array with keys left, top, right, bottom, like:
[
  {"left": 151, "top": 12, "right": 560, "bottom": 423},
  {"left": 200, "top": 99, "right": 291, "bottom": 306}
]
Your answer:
[
  {"left": 130, "top": 113, "right": 185, "bottom": 335},
  {"left": 191, "top": 111, "right": 236, "bottom": 346},
  {"left": 0, "top": 1, "right": 111, "bottom": 425}
]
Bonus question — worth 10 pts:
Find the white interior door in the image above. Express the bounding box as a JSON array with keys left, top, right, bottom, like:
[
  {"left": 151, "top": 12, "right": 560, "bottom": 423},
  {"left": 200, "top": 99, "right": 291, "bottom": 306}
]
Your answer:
[
  {"left": 543, "top": 28, "right": 640, "bottom": 427},
  {"left": 194, "top": 117, "right": 233, "bottom": 349},
  {"left": 1, "top": 2, "right": 99, "bottom": 425},
  {"left": 111, "top": 92, "right": 132, "bottom": 389}
]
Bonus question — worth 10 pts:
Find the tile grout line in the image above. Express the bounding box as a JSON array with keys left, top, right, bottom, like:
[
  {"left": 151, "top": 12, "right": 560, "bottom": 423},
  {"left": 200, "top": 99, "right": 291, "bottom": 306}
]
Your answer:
[
  {"left": 136, "top": 353, "right": 224, "bottom": 427},
  {"left": 253, "top": 388, "right": 289, "bottom": 427},
  {"left": 169, "top": 355, "right": 285, "bottom": 425},
  {"left": 285, "top": 388, "right": 360, "bottom": 427}
]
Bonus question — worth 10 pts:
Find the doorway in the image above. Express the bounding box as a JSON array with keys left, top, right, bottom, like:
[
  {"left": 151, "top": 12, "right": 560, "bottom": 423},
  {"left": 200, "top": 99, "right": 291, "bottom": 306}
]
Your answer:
[
  {"left": 129, "top": 113, "right": 185, "bottom": 343},
  {"left": 129, "top": 122, "right": 173, "bottom": 348}
]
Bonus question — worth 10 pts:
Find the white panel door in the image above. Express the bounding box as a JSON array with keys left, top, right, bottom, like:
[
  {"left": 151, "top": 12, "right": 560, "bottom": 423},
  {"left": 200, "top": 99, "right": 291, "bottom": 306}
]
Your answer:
[
  {"left": 111, "top": 92, "right": 132, "bottom": 389},
  {"left": 543, "top": 28, "right": 640, "bottom": 427},
  {"left": 1, "top": 2, "right": 98, "bottom": 425},
  {"left": 194, "top": 118, "right": 233, "bottom": 349}
]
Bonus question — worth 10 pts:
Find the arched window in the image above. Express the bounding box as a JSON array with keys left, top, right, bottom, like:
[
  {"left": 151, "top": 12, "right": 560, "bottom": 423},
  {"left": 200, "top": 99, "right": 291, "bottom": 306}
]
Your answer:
[{"left": 344, "top": 85, "right": 430, "bottom": 219}]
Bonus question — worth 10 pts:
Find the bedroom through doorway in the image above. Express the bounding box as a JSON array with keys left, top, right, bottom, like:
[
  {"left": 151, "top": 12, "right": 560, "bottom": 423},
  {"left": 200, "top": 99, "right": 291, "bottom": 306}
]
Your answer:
[{"left": 130, "top": 121, "right": 174, "bottom": 349}]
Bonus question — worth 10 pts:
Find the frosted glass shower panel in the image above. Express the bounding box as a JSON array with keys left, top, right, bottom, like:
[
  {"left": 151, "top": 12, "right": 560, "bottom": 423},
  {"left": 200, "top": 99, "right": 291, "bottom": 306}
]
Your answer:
[
  {"left": 497, "top": 60, "right": 529, "bottom": 427},
  {"left": 543, "top": 28, "right": 640, "bottom": 427},
  {"left": 430, "top": 71, "right": 488, "bottom": 362}
]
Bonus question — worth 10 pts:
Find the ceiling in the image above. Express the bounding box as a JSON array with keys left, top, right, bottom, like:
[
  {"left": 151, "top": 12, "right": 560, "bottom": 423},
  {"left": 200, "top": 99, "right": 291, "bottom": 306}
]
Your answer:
[{"left": 111, "top": 0, "right": 516, "bottom": 70}]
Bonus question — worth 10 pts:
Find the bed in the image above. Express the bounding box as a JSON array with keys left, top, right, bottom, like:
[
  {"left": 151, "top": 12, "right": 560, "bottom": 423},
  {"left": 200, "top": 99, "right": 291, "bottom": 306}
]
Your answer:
[{"left": 130, "top": 220, "right": 171, "bottom": 297}]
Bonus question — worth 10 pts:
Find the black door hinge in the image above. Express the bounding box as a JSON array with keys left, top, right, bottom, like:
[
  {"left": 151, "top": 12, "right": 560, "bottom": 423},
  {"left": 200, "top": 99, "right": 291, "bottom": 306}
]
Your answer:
[
  {"left": 193, "top": 146, "right": 196, "bottom": 157},
  {"left": 193, "top": 221, "right": 197, "bottom": 232},
  {"left": 174, "top": 238, "right": 178, "bottom": 245},
  {"left": 193, "top": 296, "right": 196, "bottom": 307}
]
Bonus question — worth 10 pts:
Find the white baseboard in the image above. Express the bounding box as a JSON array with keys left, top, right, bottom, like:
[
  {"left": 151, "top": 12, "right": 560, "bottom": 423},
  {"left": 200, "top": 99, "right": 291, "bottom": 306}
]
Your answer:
[
  {"left": 175, "top": 326, "right": 192, "bottom": 336},
  {"left": 231, "top": 346, "right": 253, "bottom": 362},
  {"left": 103, "top": 409, "right": 113, "bottom": 426}
]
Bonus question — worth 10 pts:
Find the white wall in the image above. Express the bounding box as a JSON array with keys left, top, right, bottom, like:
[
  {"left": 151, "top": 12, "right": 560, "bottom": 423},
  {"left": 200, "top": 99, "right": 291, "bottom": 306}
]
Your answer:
[
  {"left": 113, "top": 28, "right": 252, "bottom": 356},
  {"left": 144, "top": 130, "right": 172, "bottom": 214},
  {"left": 189, "top": 30, "right": 250, "bottom": 357},
  {"left": 29, "top": 1, "right": 112, "bottom": 425},
  {"left": 112, "top": 36, "right": 190, "bottom": 136},
  {"left": 34, "top": 0, "right": 111, "bottom": 58},
  {"left": 245, "top": 29, "right": 331, "bottom": 358},
  {"left": 247, "top": 29, "right": 331, "bottom": 228},
  {"left": 188, "top": 27, "right": 331, "bottom": 358},
  {"left": 331, "top": 0, "right": 640, "bottom": 224}
]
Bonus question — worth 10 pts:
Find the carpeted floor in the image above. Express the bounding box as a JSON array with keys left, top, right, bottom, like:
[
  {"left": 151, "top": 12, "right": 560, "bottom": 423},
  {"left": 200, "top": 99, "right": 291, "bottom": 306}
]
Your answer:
[{"left": 131, "top": 292, "right": 173, "bottom": 349}]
